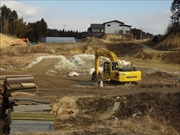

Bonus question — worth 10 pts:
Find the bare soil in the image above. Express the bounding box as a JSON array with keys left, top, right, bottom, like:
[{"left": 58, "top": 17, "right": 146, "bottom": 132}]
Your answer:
[
  {"left": 154, "top": 31, "right": 180, "bottom": 51},
  {"left": 0, "top": 33, "right": 27, "bottom": 48},
  {"left": 0, "top": 34, "right": 180, "bottom": 135}
]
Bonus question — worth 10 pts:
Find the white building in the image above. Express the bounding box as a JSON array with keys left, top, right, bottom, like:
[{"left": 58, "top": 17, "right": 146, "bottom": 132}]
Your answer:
[
  {"left": 88, "top": 20, "right": 132, "bottom": 36},
  {"left": 103, "top": 20, "right": 131, "bottom": 34}
]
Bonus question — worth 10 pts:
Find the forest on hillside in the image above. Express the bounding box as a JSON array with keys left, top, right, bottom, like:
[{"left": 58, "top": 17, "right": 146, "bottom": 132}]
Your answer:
[{"left": 0, "top": 5, "right": 87, "bottom": 42}]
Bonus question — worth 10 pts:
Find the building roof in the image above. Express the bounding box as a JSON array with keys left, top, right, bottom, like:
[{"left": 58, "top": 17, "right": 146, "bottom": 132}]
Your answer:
[
  {"left": 104, "top": 20, "right": 132, "bottom": 27},
  {"left": 90, "top": 24, "right": 104, "bottom": 28},
  {"left": 122, "top": 24, "right": 132, "bottom": 27},
  {"left": 90, "top": 20, "right": 132, "bottom": 29},
  {"left": 103, "top": 20, "right": 124, "bottom": 25}
]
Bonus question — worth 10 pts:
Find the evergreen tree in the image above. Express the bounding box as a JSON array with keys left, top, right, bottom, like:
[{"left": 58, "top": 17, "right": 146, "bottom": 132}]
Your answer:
[
  {"left": 0, "top": 5, "right": 18, "bottom": 35},
  {"left": 15, "top": 18, "right": 31, "bottom": 38},
  {"left": 171, "top": 0, "right": 180, "bottom": 24}
]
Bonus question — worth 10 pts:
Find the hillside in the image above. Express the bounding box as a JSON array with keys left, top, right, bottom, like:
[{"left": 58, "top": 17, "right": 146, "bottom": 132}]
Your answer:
[
  {"left": 0, "top": 33, "right": 27, "bottom": 48},
  {"left": 154, "top": 31, "right": 180, "bottom": 51}
]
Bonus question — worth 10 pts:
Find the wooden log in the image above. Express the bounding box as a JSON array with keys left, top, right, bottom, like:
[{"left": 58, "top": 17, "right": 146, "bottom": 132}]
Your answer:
[{"left": 6, "top": 76, "right": 34, "bottom": 84}]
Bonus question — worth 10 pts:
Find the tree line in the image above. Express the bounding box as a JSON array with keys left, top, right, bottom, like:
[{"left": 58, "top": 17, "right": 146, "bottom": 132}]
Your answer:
[
  {"left": 0, "top": 5, "right": 87, "bottom": 43},
  {"left": 0, "top": 0, "right": 179, "bottom": 42},
  {"left": 167, "top": 0, "right": 180, "bottom": 33}
]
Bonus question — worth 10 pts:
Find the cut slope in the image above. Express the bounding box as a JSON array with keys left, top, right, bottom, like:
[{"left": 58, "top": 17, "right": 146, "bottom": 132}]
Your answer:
[
  {"left": 154, "top": 32, "right": 180, "bottom": 51},
  {"left": 0, "top": 33, "right": 27, "bottom": 48}
]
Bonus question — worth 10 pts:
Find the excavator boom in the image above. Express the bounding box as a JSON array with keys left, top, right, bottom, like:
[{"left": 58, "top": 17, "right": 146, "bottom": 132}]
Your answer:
[{"left": 93, "top": 47, "right": 119, "bottom": 75}]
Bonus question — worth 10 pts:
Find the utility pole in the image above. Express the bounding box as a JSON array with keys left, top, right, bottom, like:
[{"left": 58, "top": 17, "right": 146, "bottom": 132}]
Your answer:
[
  {"left": 63, "top": 24, "right": 66, "bottom": 31},
  {"left": 140, "top": 27, "right": 143, "bottom": 40}
]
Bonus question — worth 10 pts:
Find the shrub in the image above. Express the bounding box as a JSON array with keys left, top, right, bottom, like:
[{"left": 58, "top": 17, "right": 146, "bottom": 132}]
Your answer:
[{"left": 152, "top": 35, "right": 159, "bottom": 43}]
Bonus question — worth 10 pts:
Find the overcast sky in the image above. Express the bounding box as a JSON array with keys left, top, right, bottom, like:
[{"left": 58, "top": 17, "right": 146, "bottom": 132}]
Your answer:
[{"left": 1, "top": 0, "right": 172, "bottom": 35}]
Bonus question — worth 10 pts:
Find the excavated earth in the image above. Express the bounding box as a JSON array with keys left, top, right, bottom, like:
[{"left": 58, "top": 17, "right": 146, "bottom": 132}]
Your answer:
[{"left": 0, "top": 36, "right": 180, "bottom": 135}]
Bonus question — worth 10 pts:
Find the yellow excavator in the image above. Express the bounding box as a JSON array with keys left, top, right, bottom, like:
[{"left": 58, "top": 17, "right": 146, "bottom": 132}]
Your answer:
[{"left": 91, "top": 47, "right": 141, "bottom": 84}]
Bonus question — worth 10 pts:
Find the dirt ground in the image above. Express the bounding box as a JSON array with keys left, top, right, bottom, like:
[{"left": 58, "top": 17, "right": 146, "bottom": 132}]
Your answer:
[{"left": 0, "top": 35, "right": 180, "bottom": 135}]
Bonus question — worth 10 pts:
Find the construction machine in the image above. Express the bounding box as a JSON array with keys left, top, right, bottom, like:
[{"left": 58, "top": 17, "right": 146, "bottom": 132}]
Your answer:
[
  {"left": 91, "top": 47, "right": 141, "bottom": 84},
  {"left": 11, "top": 38, "right": 36, "bottom": 46}
]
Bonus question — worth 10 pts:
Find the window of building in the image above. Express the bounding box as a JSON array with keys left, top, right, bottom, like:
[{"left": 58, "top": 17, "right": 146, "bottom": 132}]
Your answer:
[{"left": 107, "top": 24, "right": 111, "bottom": 26}]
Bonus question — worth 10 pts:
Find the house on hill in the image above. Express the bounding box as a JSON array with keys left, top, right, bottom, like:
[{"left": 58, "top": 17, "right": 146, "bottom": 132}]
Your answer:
[
  {"left": 87, "top": 24, "right": 104, "bottom": 37},
  {"left": 87, "top": 20, "right": 132, "bottom": 37}
]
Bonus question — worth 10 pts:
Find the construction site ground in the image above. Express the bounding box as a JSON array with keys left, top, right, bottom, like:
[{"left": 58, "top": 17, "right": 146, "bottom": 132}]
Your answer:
[{"left": 0, "top": 34, "right": 180, "bottom": 135}]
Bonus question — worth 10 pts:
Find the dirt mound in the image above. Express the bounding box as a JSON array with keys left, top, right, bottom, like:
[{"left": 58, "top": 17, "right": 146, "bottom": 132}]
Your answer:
[
  {"left": 104, "top": 43, "right": 143, "bottom": 57},
  {"left": 134, "top": 51, "right": 180, "bottom": 64},
  {"left": 69, "top": 48, "right": 83, "bottom": 54},
  {"left": 0, "top": 33, "right": 27, "bottom": 48},
  {"left": 154, "top": 32, "right": 180, "bottom": 51},
  {"left": 103, "top": 34, "right": 133, "bottom": 43},
  {"left": 83, "top": 37, "right": 105, "bottom": 45}
]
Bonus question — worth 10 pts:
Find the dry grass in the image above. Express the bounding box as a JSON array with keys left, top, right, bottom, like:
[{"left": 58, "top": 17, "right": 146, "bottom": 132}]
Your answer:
[
  {"left": 11, "top": 92, "right": 180, "bottom": 135},
  {"left": 0, "top": 46, "right": 56, "bottom": 69},
  {"left": 155, "top": 31, "right": 180, "bottom": 51},
  {"left": 0, "top": 46, "right": 55, "bottom": 57}
]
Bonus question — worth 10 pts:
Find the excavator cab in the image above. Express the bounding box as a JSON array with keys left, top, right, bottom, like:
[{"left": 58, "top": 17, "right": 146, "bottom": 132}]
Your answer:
[
  {"left": 103, "top": 62, "right": 118, "bottom": 74},
  {"left": 103, "top": 62, "right": 120, "bottom": 81}
]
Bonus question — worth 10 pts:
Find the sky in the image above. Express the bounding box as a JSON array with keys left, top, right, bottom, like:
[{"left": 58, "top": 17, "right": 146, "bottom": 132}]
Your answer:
[{"left": 1, "top": 0, "right": 173, "bottom": 35}]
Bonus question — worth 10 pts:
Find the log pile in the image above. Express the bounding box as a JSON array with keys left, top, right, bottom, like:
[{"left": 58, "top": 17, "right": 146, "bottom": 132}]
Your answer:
[{"left": 0, "top": 74, "right": 54, "bottom": 134}]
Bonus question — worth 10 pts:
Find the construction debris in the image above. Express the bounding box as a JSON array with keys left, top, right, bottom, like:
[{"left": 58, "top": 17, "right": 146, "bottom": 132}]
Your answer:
[{"left": 0, "top": 74, "right": 54, "bottom": 134}]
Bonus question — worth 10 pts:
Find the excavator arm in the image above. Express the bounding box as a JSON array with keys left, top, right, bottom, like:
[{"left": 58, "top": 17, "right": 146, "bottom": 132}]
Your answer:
[{"left": 94, "top": 47, "right": 120, "bottom": 75}]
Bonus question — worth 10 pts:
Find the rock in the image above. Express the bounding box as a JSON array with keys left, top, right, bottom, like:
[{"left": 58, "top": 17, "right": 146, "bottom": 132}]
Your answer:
[{"left": 68, "top": 71, "right": 79, "bottom": 77}]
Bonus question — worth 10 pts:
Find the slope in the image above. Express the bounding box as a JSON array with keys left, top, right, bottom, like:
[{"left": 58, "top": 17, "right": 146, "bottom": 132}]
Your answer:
[
  {"left": 0, "top": 33, "right": 27, "bottom": 48},
  {"left": 154, "top": 31, "right": 180, "bottom": 51}
]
